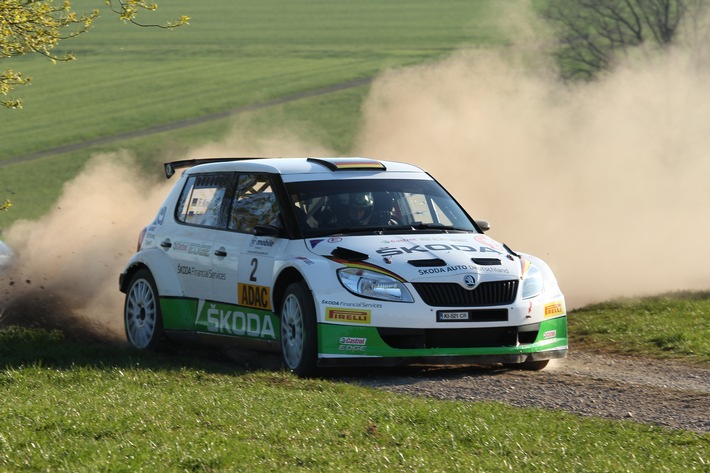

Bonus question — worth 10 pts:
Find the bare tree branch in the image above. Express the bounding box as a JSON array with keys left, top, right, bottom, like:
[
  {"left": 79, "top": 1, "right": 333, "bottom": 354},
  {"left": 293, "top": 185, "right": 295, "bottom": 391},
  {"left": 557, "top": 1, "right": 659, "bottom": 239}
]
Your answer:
[{"left": 541, "top": 0, "right": 699, "bottom": 79}]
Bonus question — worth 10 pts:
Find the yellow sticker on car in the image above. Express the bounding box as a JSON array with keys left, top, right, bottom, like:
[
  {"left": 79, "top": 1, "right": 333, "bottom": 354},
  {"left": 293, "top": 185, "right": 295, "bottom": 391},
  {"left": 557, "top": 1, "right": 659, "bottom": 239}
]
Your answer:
[
  {"left": 238, "top": 283, "right": 272, "bottom": 310},
  {"left": 544, "top": 301, "right": 565, "bottom": 318},
  {"left": 325, "top": 307, "right": 371, "bottom": 324}
]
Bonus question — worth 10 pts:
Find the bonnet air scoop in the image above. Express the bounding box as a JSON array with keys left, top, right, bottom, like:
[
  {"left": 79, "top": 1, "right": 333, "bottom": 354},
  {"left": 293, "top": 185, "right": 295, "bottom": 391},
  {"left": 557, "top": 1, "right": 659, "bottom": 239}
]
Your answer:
[
  {"left": 407, "top": 258, "right": 447, "bottom": 267},
  {"left": 331, "top": 247, "right": 369, "bottom": 262},
  {"left": 471, "top": 258, "right": 502, "bottom": 266}
]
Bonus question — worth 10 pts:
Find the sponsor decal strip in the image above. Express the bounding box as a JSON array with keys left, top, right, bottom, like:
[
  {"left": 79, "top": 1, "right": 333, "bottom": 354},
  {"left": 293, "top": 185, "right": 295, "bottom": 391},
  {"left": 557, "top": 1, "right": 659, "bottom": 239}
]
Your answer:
[
  {"left": 544, "top": 301, "right": 566, "bottom": 318},
  {"left": 416, "top": 264, "right": 510, "bottom": 276},
  {"left": 173, "top": 241, "right": 212, "bottom": 256},
  {"left": 519, "top": 258, "right": 531, "bottom": 278},
  {"left": 198, "top": 302, "right": 278, "bottom": 339},
  {"left": 325, "top": 307, "right": 372, "bottom": 325},
  {"left": 376, "top": 243, "right": 503, "bottom": 257},
  {"left": 177, "top": 264, "right": 226, "bottom": 280},
  {"left": 321, "top": 299, "right": 383, "bottom": 309},
  {"left": 238, "top": 283, "right": 272, "bottom": 310},
  {"left": 328, "top": 257, "right": 405, "bottom": 282},
  {"left": 339, "top": 336, "right": 368, "bottom": 353}
]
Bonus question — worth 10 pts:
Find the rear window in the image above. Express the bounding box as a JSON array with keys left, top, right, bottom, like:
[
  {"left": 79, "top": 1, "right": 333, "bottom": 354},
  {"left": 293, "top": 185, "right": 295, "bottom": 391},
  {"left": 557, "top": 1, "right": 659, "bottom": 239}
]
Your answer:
[
  {"left": 176, "top": 174, "right": 232, "bottom": 228},
  {"left": 175, "top": 172, "right": 282, "bottom": 233}
]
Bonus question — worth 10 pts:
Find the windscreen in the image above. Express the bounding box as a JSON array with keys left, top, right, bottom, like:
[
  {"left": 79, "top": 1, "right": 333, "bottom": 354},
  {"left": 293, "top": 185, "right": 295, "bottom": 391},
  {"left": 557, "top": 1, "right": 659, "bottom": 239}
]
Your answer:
[{"left": 285, "top": 178, "right": 476, "bottom": 238}]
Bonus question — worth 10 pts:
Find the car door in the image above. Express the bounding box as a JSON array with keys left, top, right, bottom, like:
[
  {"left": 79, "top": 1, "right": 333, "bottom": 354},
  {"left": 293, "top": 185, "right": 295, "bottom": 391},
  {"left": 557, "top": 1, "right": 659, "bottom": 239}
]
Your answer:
[
  {"left": 210, "top": 173, "right": 287, "bottom": 341},
  {"left": 169, "top": 172, "right": 233, "bottom": 303}
]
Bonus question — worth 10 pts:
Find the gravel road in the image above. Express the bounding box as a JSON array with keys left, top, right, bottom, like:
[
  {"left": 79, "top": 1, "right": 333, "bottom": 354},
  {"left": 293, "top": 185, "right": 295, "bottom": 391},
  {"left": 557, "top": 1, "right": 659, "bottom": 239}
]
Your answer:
[{"left": 338, "top": 351, "right": 710, "bottom": 433}]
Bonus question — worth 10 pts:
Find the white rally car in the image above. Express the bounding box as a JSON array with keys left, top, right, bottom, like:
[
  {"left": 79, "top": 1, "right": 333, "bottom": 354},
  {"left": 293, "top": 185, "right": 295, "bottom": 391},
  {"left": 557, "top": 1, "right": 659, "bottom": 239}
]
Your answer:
[{"left": 119, "top": 157, "right": 567, "bottom": 376}]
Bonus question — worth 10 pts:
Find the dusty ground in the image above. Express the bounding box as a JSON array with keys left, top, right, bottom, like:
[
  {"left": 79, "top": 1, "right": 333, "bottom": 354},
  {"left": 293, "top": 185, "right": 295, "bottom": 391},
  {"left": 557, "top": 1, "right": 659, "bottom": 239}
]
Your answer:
[
  {"left": 338, "top": 351, "right": 710, "bottom": 433},
  {"left": 222, "top": 344, "right": 709, "bottom": 433}
]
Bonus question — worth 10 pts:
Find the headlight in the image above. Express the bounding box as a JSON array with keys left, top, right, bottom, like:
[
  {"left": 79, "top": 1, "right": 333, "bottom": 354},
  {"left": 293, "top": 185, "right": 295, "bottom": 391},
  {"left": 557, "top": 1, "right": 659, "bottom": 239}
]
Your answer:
[
  {"left": 337, "top": 268, "right": 414, "bottom": 302},
  {"left": 521, "top": 263, "right": 544, "bottom": 299}
]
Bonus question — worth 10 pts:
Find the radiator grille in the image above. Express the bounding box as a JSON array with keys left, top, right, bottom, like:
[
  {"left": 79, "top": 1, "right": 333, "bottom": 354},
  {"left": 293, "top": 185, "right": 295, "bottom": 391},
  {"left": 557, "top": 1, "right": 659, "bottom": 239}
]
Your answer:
[{"left": 412, "top": 280, "right": 518, "bottom": 307}]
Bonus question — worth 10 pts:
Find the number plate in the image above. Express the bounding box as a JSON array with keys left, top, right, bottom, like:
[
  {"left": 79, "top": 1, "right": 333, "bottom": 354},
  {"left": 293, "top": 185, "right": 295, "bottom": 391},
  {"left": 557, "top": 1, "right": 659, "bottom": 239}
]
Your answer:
[{"left": 437, "top": 311, "right": 471, "bottom": 322}]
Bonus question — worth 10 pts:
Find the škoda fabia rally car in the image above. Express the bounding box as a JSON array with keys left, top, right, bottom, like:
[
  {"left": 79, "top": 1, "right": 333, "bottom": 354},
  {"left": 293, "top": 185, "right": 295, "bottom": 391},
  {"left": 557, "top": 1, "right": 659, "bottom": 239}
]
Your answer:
[{"left": 119, "top": 157, "right": 567, "bottom": 376}]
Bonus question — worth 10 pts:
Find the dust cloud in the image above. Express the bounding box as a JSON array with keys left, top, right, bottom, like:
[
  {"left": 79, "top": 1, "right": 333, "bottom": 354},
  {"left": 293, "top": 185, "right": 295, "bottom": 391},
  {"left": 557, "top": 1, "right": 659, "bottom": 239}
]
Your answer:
[
  {"left": 2, "top": 5, "right": 709, "bottom": 341},
  {"left": 0, "top": 130, "right": 333, "bottom": 341},
  {"left": 356, "top": 47, "right": 710, "bottom": 308},
  {"left": 186, "top": 117, "right": 335, "bottom": 159},
  {"left": 0, "top": 152, "right": 172, "bottom": 341}
]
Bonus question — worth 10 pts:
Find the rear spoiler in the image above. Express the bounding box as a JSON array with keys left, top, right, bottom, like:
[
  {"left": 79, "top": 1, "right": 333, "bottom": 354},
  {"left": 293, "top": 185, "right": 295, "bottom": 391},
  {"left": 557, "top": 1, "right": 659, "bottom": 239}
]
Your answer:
[{"left": 163, "top": 157, "right": 263, "bottom": 179}]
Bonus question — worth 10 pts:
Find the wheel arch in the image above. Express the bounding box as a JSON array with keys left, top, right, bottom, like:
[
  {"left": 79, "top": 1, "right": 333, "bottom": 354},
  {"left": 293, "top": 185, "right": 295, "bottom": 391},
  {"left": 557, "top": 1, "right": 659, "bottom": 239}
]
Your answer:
[
  {"left": 272, "top": 267, "right": 309, "bottom": 314},
  {"left": 119, "top": 249, "right": 183, "bottom": 298}
]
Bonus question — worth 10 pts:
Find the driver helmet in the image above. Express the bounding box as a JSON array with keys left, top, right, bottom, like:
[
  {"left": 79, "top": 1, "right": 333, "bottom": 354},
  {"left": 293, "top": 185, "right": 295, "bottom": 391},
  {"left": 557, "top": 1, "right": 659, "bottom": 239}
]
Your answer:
[{"left": 349, "top": 192, "right": 374, "bottom": 211}]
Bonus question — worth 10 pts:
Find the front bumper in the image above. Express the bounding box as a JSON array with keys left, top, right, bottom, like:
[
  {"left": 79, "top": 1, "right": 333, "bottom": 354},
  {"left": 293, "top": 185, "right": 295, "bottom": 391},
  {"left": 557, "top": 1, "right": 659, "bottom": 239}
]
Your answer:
[{"left": 316, "top": 316, "right": 568, "bottom": 367}]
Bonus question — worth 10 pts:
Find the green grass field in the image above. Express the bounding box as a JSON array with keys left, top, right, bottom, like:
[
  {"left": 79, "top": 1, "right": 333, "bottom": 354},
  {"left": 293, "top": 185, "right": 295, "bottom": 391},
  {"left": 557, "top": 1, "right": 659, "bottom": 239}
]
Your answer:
[
  {"left": 1, "top": 0, "right": 502, "bottom": 162},
  {"left": 0, "top": 327, "right": 707, "bottom": 472},
  {"left": 569, "top": 291, "right": 710, "bottom": 365}
]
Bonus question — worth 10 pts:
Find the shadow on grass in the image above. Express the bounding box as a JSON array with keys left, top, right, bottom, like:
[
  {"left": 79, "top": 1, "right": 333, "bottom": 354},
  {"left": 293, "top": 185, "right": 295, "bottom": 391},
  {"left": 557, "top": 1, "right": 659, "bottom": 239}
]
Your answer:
[
  {"left": 0, "top": 325, "right": 257, "bottom": 374},
  {"left": 0, "top": 286, "right": 280, "bottom": 375},
  {"left": 0, "top": 288, "right": 513, "bottom": 381},
  {"left": 0, "top": 321, "right": 510, "bottom": 388}
]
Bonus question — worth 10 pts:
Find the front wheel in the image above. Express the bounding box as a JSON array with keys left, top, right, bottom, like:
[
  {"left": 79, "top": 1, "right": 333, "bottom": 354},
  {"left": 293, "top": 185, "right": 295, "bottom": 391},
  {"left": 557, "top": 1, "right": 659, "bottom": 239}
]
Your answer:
[
  {"left": 124, "top": 268, "right": 165, "bottom": 350},
  {"left": 280, "top": 281, "right": 317, "bottom": 377}
]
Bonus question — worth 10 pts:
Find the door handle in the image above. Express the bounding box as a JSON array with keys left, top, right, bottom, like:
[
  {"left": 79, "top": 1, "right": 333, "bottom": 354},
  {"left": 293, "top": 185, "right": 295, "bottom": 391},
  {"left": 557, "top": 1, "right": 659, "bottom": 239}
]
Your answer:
[
  {"left": 160, "top": 239, "right": 172, "bottom": 249},
  {"left": 214, "top": 248, "right": 227, "bottom": 257}
]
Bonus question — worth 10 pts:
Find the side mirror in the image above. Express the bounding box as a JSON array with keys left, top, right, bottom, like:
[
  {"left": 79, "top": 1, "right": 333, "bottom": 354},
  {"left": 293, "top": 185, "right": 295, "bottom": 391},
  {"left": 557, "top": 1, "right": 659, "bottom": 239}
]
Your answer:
[{"left": 475, "top": 220, "right": 491, "bottom": 232}]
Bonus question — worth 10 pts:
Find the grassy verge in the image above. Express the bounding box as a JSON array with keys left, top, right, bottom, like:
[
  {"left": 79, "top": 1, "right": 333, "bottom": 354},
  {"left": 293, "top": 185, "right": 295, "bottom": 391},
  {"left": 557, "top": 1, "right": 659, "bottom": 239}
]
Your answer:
[
  {"left": 0, "top": 328, "right": 707, "bottom": 472},
  {"left": 569, "top": 291, "right": 710, "bottom": 366}
]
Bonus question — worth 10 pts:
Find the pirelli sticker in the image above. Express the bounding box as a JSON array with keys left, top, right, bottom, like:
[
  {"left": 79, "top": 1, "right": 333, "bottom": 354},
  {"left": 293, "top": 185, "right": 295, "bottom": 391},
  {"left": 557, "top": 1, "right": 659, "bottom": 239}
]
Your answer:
[
  {"left": 544, "top": 301, "right": 565, "bottom": 318},
  {"left": 238, "top": 283, "right": 272, "bottom": 310},
  {"left": 325, "top": 307, "right": 371, "bottom": 325}
]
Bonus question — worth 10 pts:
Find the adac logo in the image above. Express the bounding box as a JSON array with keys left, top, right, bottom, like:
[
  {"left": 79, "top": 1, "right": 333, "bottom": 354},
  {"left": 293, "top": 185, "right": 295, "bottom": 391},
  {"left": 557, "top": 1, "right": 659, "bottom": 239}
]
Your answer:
[{"left": 238, "top": 283, "right": 272, "bottom": 310}]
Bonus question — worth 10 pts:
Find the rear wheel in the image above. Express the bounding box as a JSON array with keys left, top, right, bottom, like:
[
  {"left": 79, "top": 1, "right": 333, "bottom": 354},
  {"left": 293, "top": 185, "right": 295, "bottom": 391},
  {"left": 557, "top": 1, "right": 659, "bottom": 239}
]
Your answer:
[
  {"left": 280, "top": 281, "right": 317, "bottom": 377},
  {"left": 124, "top": 269, "right": 164, "bottom": 350}
]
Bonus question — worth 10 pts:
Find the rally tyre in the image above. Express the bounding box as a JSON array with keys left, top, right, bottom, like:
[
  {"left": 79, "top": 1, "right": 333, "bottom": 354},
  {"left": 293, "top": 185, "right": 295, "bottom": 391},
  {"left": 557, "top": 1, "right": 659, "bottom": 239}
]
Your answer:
[
  {"left": 124, "top": 268, "right": 165, "bottom": 350},
  {"left": 522, "top": 359, "right": 550, "bottom": 371},
  {"left": 280, "top": 281, "right": 318, "bottom": 377}
]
